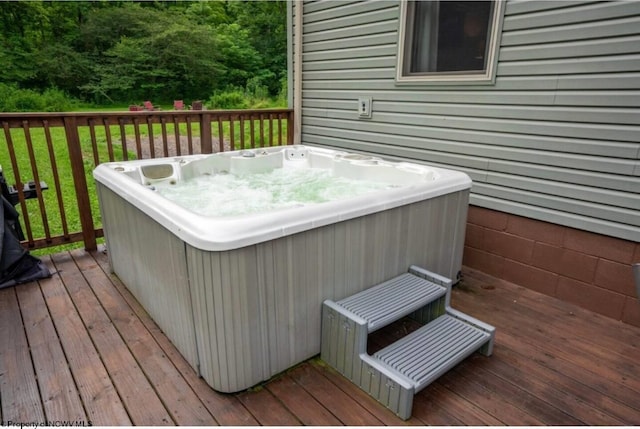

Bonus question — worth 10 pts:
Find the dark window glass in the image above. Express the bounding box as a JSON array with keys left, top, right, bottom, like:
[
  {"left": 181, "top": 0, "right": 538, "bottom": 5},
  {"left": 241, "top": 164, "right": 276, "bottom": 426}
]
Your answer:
[{"left": 405, "top": 1, "right": 494, "bottom": 74}]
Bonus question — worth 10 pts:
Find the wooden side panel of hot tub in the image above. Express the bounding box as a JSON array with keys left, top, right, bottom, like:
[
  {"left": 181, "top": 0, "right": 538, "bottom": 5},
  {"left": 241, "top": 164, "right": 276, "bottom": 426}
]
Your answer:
[
  {"left": 96, "top": 185, "right": 200, "bottom": 372},
  {"left": 187, "top": 190, "right": 469, "bottom": 393}
]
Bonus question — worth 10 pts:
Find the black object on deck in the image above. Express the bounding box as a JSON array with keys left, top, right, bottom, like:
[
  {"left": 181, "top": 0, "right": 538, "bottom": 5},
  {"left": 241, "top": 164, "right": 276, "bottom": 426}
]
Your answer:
[{"left": 0, "top": 168, "right": 50, "bottom": 288}]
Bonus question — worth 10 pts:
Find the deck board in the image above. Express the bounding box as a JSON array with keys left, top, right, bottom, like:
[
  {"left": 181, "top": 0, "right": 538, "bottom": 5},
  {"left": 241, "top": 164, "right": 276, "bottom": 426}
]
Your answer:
[
  {"left": 0, "top": 248, "right": 639, "bottom": 426},
  {"left": 452, "top": 269, "right": 640, "bottom": 416},
  {"left": 236, "top": 388, "right": 302, "bottom": 426},
  {"left": 0, "top": 288, "right": 45, "bottom": 424},
  {"left": 90, "top": 247, "right": 259, "bottom": 426},
  {"left": 50, "top": 252, "right": 173, "bottom": 425},
  {"left": 38, "top": 256, "right": 131, "bottom": 426},
  {"left": 69, "top": 249, "right": 216, "bottom": 426},
  {"left": 15, "top": 282, "right": 86, "bottom": 423},
  {"left": 265, "top": 371, "right": 343, "bottom": 425}
]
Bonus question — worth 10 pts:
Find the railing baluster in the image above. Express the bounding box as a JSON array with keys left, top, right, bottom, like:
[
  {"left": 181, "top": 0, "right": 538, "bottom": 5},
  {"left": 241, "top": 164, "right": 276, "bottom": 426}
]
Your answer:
[
  {"left": 259, "top": 113, "right": 265, "bottom": 148},
  {"left": 23, "top": 121, "right": 51, "bottom": 243},
  {"left": 229, "top": 116, "right": 236, "bottom": 152},
  {"left": 269, "top": 114, "right": 274, "bottom": 147},
  {"left": 217, "top": 116, "right": 224, "bottom": 152},
  {"left": 23, "top": 121, "right": 50, "bottom": 245},
  {"left": 103, "top": 118, "right": 115, "bottom": 162},
  {"left": 240, "top": 116, "right": 246, "bottom": 150},
  {"left": 133, "top": 118, "right": 143, "bottom": 159},
  {"left": 119, "top": 119, "right": 129, "bottom": 161},
  {"left": 186, "top": 117, "right": 194, "bottom": 155},
  {"left": 3, "top": 122, "right": 34, "bottom": 244},
  {"left": 43, "top": 120, "right": 69, "bottom": 239},
  {"left": 160, "top": 117, "right": 169, "bottom": 157},
  {"left": 278, "top": 114, "right": 283, "bottom": 145},
  {"left": 88, "top": 119, "right": 100, "bottom": 166},
  {"left": 173, "top": 116, "right": 181, "bottom": 156},
  {"left": 146, "top": 117, "right": 155, "bottom": 158},
  {"left": 250, "top": 115, "right": 256, "bottom": 148}
]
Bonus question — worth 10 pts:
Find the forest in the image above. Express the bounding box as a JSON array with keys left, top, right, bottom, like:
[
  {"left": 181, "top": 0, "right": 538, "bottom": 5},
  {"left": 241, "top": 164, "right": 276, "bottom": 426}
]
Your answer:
[{"left": 0, "top": 1, "right": 287, "bottom": 110}]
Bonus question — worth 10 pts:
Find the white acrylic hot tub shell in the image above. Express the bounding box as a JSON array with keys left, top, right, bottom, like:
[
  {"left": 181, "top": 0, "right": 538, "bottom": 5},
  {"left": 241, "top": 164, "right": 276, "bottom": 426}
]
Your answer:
[
  {"left": 94, "top": 145, "right": 470, "bottom": 252},
  {"left": 94, "top": 145, "right": 471, "bottom": 392}
]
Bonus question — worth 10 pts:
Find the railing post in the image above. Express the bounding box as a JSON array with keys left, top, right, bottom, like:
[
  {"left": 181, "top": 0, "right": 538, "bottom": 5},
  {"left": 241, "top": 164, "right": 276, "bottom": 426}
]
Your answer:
[
  {"left": 200, "top": 112, "right": 213, "bottom": 154},
  {"left": 64, "top": 116, "right": 97, "bottom": 251}
]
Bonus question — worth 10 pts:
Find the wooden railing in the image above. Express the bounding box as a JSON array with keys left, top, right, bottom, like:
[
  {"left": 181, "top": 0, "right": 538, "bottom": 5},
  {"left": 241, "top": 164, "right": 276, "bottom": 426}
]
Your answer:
[{"left": 0, "top": 108, "right": 294, "bottom": 251}]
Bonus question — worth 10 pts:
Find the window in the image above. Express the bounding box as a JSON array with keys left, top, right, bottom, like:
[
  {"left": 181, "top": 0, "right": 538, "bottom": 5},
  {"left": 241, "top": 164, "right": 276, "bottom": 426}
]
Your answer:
[{"left": 397, "top": 0, "right": 504, "bottom": 83}]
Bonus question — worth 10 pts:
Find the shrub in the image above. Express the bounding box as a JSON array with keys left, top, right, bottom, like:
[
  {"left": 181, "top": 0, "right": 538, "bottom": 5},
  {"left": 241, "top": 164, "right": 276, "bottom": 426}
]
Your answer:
[
  {"left": 207, "top": 88, "right": 249, "bottom": 110},
  {"left": 276, "top": 76, "right": 288, "bottom": 107},
  {"left": 245, "top": 76, "right": 269, "bottom": 100},
  {"left": 0, "top": 84, "right": 79, "bottom": 112}
]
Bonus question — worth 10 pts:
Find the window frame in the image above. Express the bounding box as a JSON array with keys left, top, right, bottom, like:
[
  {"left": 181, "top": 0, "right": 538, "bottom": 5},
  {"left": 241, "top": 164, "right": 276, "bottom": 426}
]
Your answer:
[{"left": 396, "top": 0, "right": 505, "bottom": 85}]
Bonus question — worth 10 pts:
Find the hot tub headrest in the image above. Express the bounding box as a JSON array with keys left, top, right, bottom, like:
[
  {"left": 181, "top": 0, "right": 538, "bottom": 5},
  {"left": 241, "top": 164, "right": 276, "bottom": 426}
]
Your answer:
[
  {"left": 229, "top": 150, "right": 283, "bottom": 175},
  {"left": 140, "top": 163, "right": 180, "bottom": 185}
]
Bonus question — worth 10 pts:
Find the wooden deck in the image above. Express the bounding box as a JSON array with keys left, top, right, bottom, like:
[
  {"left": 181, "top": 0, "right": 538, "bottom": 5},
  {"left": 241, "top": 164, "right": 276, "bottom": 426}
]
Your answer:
[{"left": 1, "top": 247, "right": 639, "bottom": 426}]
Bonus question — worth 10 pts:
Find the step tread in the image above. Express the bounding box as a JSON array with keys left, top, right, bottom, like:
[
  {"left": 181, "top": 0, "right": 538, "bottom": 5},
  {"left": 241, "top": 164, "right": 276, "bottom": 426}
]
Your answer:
[
  {"left": 373, "top": 314, "right": 491, "bottom": 391},
  {"left": 335, "top": 273, "right": 447, "bottom": 331}
]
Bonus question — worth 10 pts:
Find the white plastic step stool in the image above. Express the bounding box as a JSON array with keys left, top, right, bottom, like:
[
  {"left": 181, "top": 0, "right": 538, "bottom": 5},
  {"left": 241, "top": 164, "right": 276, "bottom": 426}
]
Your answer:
[{"left": 321, "top": 266, "right": 495, "bottom": 420}]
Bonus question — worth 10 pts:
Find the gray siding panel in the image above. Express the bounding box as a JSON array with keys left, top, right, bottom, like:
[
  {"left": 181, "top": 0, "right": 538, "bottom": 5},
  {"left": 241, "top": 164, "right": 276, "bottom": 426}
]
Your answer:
[
  {"left": 473, "top": 183, "right": 639, "bottom": 227},
  {"left": 303, "top": 1, "right": 395, "bottom": 23},
  {"left": 297, "top": 0, "right": 640, "bottom": 242},
  {"left": 305, "top": 44, "right": 397, "bottom": 62},
  {"left": 497, "top": 54, "right": 640, "bottom": 76},
  {"left": 555, "top": 73, "right": 640, "bottom": 90},
  {"left": 499, "top": 36, "right": 640, "bottom": 61},
  {"left": 505, "top": 1, "right": 598, "bottom": 16},
  {"left": 304, "top": 33, "right": 397, "bottom": 52},
  {"left": 501, "top": 16, "right": 640, "bottom": 46},
  {"left": 305, "top": 7, "right": 398, "bottom": 34},
  {"left": 304, "top": 98, "right": 640, "bottom": 126},
  {"left": 303, "top": 107, "right": 640, "bottom": 144},
  {"left": 304, "top": 56, "right": 396, "bottom": 71},
  {"left": 302, "top": 120, "right": 637, "bottom": 176},
  {"left": 303, "top": 20, "right": 398, "bottom": 44},
  {"left": 303, "top": 85, "right": 640, "bottom": 106},
  {"left": 502, "top": 1, "right": 638, "bottom": 31}
]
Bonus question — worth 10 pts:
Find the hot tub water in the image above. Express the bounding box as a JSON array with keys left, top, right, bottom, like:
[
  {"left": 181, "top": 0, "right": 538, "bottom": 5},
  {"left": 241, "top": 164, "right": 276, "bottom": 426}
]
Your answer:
[{"left": 153, "top": 167, "right": 398, "bottom": 217}]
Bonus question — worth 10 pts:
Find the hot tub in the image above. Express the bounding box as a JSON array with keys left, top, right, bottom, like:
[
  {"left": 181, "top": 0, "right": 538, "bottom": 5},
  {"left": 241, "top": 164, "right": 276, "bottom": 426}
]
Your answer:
[{"left": 93, "top": 144, "right": 471, "bottom": 392}]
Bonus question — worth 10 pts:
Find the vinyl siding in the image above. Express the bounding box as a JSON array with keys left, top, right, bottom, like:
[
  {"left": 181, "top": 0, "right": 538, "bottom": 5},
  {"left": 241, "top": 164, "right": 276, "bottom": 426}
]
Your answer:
[{"left": 296, "top": 0, "right": 640, "bottom": 242}]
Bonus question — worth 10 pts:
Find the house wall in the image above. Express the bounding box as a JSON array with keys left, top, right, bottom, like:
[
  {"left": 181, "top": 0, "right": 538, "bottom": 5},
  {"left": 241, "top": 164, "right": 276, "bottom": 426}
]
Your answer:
[
  {"left": 294, "top": 0, "right": 640, "bottom": 324},
  {"left": 465, "top": 206, "right": 640, "bottom": 327}
]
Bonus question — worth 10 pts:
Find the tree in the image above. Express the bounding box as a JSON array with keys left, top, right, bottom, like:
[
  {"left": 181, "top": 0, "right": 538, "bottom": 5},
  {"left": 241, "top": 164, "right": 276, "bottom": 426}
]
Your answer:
[
  {"left": 84, "top": 21, "right": 230, "bottom": 103},
  {"left": 0, "top": 0, "right": 288, "bottom": 106},
  {"left": 215, "top": 23, "right": 261, "bottom": 89},
  {"left": 227, "top": 0, "right": 287, "bottom": 96}
]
